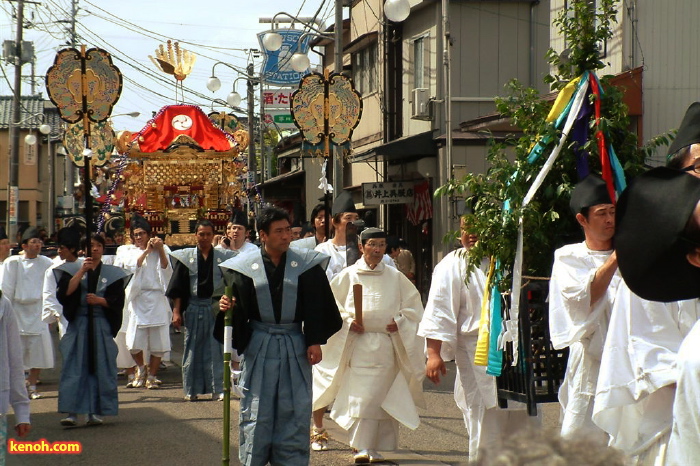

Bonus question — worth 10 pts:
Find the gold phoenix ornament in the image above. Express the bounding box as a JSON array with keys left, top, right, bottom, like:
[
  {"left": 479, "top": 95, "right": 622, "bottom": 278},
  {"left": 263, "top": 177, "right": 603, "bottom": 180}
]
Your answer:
[{"left": 149, "top": 40, "right": 196, "bottom": 81}]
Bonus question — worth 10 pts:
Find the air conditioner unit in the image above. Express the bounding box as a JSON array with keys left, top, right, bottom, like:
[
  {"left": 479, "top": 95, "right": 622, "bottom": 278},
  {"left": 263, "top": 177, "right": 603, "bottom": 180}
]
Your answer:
[{"left": 411, "top": 88, "right": 431, "bottom": 120}]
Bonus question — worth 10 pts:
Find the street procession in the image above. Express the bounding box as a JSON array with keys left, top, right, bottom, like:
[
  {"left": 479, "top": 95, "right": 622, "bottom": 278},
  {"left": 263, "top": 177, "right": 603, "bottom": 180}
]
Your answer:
[{"left": 3, "top": 0, "right": 700, "bottom": 464}]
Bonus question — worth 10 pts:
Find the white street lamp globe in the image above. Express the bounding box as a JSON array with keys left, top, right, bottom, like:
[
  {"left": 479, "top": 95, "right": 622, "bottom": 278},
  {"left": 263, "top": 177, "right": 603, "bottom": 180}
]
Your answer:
[
  {"left": 384, "top": 0, "right": 411, "bottom": 22},
  {"left": 24, "top": 134, "right": 37, "bottom": 145},
  {"left": 290, "top": 53, "right": 311, "bottom": 73},
  {"left": 207, "top": 76, "right": 222, "bottom": 92},
  {"left": 39, "top": 123, "right": 51, "bottom": 135},
  {"left": 227, "top": 92, "right": 242, "bottom": 107},
  {"left": 263, "top": 32, "right": 283, "bottom": 52}
]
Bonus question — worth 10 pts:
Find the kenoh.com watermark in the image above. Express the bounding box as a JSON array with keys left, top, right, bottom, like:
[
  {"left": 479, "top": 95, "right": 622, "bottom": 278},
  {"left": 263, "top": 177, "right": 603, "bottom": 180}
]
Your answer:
[{"left": 7, "top": 438, "right": 82, "bottom": 454}]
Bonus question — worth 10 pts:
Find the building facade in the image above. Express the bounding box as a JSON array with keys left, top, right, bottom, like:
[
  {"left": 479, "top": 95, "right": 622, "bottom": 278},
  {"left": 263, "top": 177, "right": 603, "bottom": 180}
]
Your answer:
[{"left": 0, "top": 95, "right": 67, "bottom": 238}]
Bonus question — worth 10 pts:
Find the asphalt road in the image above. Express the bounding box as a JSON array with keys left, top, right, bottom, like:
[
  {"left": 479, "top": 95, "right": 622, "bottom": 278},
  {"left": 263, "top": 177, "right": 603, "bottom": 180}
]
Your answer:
[{"left": 6, "top": 326, "right": 560, "bottom": 466}]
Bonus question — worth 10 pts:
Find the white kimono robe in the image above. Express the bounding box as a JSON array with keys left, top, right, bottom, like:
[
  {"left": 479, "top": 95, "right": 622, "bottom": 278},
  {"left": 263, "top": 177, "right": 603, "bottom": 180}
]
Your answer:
[
  {"left": 667, "top": 319, "right": 700, "bottom": 465},
  {"left": 42, "top": 259, "right": 83, "bottom": 338},
  {"left": 594, "top": 282, "right": 699, "bottom": 462},
  {"left": 418, "top": 249, "right": 530, "bottom": 461},
  {"left": 123, "top": 245, "right": 173, "bottom": 352},
  {"left": 549, "top": 242, "right": 621, "bottom": 439},
  {"left": 0, "top": 294, "right": 30, "bottom": 423},
  {"left": 113, "top": 244, "right": 139, "bottom": 368},
  {"left": 1, "top": 254, "right": 54, "bottom": 369},
  {"left": 314, "top": 259, "right": 425, "bottom": 451}
]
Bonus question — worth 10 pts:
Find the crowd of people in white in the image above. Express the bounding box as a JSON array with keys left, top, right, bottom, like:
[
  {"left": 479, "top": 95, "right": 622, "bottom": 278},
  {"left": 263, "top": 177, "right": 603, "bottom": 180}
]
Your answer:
[{"left": 3, "top": 99, "right": 700, "bottom": 464}]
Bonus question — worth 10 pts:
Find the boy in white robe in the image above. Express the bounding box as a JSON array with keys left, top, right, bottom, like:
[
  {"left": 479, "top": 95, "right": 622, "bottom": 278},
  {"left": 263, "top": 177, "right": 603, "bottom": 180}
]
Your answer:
[
  {"left": 549, "top": 175, "right": 621, "bottom": 440},
  {"left": 1, "top": 228, "right": 54, "bottom": 400},
  {"left": 315, "top": 227, "right": 425, "bottom": 464},
  {"left": 419, "top": 217, "right": 531, "bottom": 461}
]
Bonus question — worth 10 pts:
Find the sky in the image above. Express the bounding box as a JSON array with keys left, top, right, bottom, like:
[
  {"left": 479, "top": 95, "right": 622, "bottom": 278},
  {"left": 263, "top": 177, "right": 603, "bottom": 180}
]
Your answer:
[{"left": 0, "top": 0, "right": 337, "bottom": 132}]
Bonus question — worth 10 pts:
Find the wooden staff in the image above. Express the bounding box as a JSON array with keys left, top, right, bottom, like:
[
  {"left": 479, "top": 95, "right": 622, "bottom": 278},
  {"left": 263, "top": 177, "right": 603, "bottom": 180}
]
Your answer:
[{"left": 353, "top": 283, "right": 363, "bottom": 327}]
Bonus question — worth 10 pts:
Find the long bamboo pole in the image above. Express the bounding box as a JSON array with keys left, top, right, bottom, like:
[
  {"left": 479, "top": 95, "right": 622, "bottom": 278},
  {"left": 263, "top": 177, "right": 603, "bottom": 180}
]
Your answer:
[{"left": 222, "top": 286, "right": 234, "bottom": 464}]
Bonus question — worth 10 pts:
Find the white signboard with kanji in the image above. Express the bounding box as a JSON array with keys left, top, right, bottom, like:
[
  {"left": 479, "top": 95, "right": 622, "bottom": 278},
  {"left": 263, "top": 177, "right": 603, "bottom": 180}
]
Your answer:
[
  {"left": 24, "top": 142, "right": 37, "bottom": 165},
  {"left": 362, "top": 182, "right": 414, "bottom": 205},
  {"left": 262, "top": 89, "right": 294, "bottom": 109}
]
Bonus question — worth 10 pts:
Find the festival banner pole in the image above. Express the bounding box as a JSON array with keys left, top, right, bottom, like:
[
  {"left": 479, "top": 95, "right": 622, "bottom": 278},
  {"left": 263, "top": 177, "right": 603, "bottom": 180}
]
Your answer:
[{"left": 46, "top": 44, "right": 122, "bottom": 374}]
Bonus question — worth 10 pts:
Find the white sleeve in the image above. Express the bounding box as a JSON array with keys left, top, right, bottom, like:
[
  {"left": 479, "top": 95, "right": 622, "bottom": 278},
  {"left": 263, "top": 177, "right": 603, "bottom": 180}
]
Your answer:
[
  {"left": 158, "top": 246, "right": 174, "bottom": 293},
  {"left": 418, "top": 256, "right": 460, "bottom": 346},
  {"left": 42, "top": 267, "right": 61, "bottom": 324},
  {"left": 549, "top": 250, "right": 598, "bottom": 349},
  {"left": 0, "top": 258, "right": 17, "bottom": 303}
]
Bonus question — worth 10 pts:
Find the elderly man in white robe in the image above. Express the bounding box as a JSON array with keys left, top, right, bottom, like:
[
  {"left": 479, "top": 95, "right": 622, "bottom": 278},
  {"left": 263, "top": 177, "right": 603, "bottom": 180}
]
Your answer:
[
  {"left": 614, "top": 163, "right": 700, "bottom": 464},
  {"left": 1, "top": 227, "right": 54, "bottom": 400},
  {"left": 314, "top": 227, "right": 425, "bottom": 464},
  {"left": 549, "top": 175, "right": 622, "bottom": 440},
  {"left": 419, "top": 217, "right": 531, "bottom": 461}
]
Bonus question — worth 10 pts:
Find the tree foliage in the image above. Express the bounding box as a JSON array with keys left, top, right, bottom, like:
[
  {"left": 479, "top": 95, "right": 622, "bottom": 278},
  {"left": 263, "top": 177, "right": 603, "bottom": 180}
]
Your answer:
[{"left": 436, "top": 0, "right": 662, "bottom": 290}]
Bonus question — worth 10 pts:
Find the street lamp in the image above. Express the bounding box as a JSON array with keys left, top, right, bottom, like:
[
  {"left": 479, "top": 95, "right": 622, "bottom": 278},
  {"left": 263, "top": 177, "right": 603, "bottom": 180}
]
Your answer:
[
  {"left": 224, "top": 78, "right": 246, "bottom": 108},
  {"left": 207, "top": 61, "right": 248, "bottom": 94},
  {"left": 260, "top": 12, "right": 327, "bottom": 52},
  {"left": 111, "top": 111, "right": 141, "bottom": 118},
  {"left": 206, "top": 60, "right": 260, "bottom": 192},
  {"left": 260, "top": 7, "right": 346, "bottom": 195},
  {"left": 384, "top": 0, "right": 411, "bottom": 22},
  {"left": 260, "top": 15, "right": 334, "bottom": 73},
  {"left": 22, "top": 114, "right": 52, "bottom": 146}
]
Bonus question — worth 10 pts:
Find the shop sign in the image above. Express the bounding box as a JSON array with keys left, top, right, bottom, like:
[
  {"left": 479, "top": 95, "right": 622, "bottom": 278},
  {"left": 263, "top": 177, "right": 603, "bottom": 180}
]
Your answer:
[{"left": 362, "top": 182, "right": 414, "bottom": 205}]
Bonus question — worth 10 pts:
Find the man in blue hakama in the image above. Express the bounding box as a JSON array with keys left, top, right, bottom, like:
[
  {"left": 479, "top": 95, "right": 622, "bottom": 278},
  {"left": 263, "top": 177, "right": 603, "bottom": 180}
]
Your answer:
[
  {"left": 167, "top": 220, "right": 235, "bottom": 401},
  {"left": 56, "top": 234, "right": 130, "bottom": 426},
  {"left": 217, "top": 206, "right": 342, "bottom": 466}
]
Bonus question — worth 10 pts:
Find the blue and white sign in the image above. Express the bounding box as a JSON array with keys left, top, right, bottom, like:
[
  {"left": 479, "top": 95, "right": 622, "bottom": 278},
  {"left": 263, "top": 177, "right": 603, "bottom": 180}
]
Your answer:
[{"left": 258, "top": 29, "right": 313, "bottom": 86}]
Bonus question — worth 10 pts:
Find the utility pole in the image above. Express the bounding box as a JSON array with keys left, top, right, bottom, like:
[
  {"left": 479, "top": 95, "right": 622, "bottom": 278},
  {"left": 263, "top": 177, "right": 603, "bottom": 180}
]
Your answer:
[
  {"left": 56, "top": 0, "right": 79, "bottom": 210},
  {"left": 69, "top": 0, "right": 78, "bottom": 46},
  {"left": 6, "top": 0, "right": 24, "bottom": 244},
  {"left": 247, "top": 62, "right": 257, "bottom": 187},
  {"left": 259, "top": 81, "right": 265, "bottom": 182}
]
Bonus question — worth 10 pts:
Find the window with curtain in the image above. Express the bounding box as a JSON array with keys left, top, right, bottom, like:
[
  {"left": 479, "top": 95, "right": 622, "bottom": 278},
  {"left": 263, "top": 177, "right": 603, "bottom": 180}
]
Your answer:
[{"left": 352, "top": 42, "right": 378, "bottom": 95}]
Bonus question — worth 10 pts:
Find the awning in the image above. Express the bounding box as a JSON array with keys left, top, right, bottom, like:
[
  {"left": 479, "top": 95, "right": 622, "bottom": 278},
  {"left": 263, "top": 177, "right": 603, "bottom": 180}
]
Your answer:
[
  {"left": 352, "top": 131, "right": 436, "bottom": 163},
  {"left": 257, "top": 169, "right": 305, "bottom": 188}
]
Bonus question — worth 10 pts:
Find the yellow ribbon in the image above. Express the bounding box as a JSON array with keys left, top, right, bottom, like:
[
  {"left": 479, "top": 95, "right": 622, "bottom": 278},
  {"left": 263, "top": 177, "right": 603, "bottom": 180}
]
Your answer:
[{"left": 474, "top": 257, "right": 496, "bottom": 366}]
